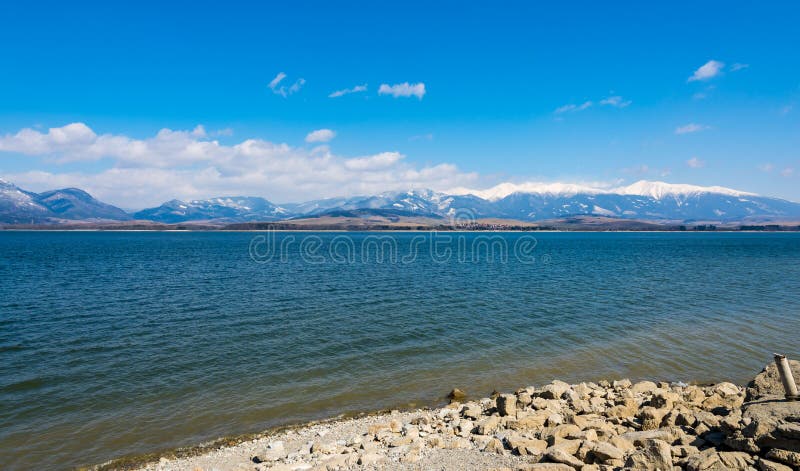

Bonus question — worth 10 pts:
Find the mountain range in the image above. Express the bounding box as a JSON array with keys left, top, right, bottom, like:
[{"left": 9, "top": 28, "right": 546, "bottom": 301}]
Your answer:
[{"left": 2, "top": 177, "right": 800, "bottom": 225}]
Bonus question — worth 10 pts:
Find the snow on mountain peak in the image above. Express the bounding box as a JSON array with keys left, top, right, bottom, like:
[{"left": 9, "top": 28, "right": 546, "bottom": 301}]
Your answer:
[
  {"left": 447, "top": 182, "right": 604, "bottom": 201},
  {"left": 612, "top": 180, "right": 756, "bottom": 199},
  {"left": 448, "top": 180, "right": 756, "bottom": 201}
]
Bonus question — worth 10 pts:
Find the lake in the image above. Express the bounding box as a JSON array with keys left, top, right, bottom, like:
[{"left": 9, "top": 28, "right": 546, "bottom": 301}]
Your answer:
[{"left": 1, "top": 231, "right": 799, "bottom": 470}]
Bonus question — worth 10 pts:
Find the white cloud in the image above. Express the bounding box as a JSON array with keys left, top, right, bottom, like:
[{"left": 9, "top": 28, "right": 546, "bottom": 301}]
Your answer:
[
  {"left": 675, "top": 123, "right": 709, "bottom": 134},
  {"left": 378, "top": 82, "right": 426, "bottom": 99},
  {"left": 268, "top": 72, "right": 305, "bottom": 97},
  {"left": 0, "top": 123, "right": 478, "bottom": 208},
  {"left": 686, "top": 157, "right": 705, "bottom": 168},
  {"left": 409, "top": 133, "right": 433, "bottom": 141},
  {"left": 269, "top": 72, "right": 286, "bottom": 89},
  {"left": 328, "top": 84, "right": 367, "bottom": 98},
  {"left": 305, "top": 129, "right": 336, "bottom": 143},
  {"left": 343, "top": 152, "right": 403, "bottom": 170},
  {"left": 599, "top": 96, "right": 631, "bottom": 108},
  {"left": 555, "top": 101, "right": 593, "bottom": 113},
  {"left": 758, "top": 163, "right": 774, "bottom": 172},
  {"left": 688, "top": 60, "right": 724, "bottom": 82},
  {"left": 782, "top": 167, "right": 795, "bottom": 177},
  {"left": 730, "top": 63, "right": 749, "bottom": 72}
]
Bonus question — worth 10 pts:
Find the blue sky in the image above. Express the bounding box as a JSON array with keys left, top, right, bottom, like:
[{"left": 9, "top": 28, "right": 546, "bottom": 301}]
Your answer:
[{"left": 0, "top": 1, "right": 799, "bottom": 207}]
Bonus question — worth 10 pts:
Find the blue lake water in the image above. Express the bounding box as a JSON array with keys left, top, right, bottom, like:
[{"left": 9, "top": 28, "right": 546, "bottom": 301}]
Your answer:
[{"left": 1, "top": 231, "right": 799, "bottom": 470}]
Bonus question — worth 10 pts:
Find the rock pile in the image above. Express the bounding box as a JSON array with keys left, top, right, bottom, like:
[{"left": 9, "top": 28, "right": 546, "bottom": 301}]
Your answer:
[{"left": 138, "top": 363, "right": 800, "bottom": 471}]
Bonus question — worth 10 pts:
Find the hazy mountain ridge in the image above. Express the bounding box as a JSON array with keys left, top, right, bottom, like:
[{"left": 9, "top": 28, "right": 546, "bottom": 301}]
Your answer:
[
  {"left": 0, "top": 178, "right": 132, "bottom": 223},
  {"left": 2, "top": 177, "right": 800, "bottom": 225}
]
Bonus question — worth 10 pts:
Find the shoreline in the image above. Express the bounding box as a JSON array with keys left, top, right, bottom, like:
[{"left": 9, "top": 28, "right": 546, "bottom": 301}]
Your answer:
[{"left": 92, "top": 363, "right": 800, "bottom": 471}]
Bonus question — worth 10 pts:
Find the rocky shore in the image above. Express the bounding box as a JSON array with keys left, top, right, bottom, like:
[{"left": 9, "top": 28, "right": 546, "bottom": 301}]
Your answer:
[{"left": 130, "top": 361, "right": 800, "bottom": 471}]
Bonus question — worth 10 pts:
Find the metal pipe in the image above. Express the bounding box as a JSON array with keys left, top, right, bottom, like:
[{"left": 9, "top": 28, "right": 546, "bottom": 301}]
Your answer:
[{"left": 774, "top": 354, "right": 799, "bottom": 400}]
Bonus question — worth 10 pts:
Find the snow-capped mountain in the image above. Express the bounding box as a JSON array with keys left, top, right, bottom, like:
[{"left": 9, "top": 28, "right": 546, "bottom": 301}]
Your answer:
[
  {"left": 0, "top": 178, "right": 52, "bottom": 223},
  {"left": 3, "top": 177, "right": 800, "bottom": 224},
  {"left": 132, "top": 196, "right": 288, "bottom": 223},
  {"left": 0, "top": 179, "right": 130, "bottom": 223},
  {"left": 37, "top": 188, "right": 131, "bottom": 220},
  {"left": 296, "top": 181, "right": 799, "bottom": 222}
]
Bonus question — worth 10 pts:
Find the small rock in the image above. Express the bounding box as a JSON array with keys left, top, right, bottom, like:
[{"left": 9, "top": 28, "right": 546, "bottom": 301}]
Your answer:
[
  {"left": 462, "top": 403, "right": 482, "bottom": 420},
  {"left": 448, "top": 388, "right": 467, "bottom": 402},
  {"left": 612, "top": 379, "right": 632, "bottom": 389},
  {"left": 547, "top": 413, "right": 564, "bottom": 426},
  {"left": 483, "top": 437, "right": 505, "bottom": 454},
  {"left": 357, "top": 452, "right": 385, "bottom": 466},
  {"left": 497, "top": 394, "right": 517, "bottom": 417}
]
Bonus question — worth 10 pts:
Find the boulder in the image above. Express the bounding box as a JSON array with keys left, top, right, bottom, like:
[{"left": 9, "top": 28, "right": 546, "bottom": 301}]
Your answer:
[
  {"left": 757, "top": 458, "right": 793, "bottom": 471},
  {"left": 630, "top": 380, "right": 658, "bottom": 395},
  {"left": 539, "top": 380, "right": 571, "bottom": 400},
  {"left": 461, "top": 403, "right": 482, "bottom": 420},
  {"left": 506, "top": 435, "right": 547, "bottom": 456},
  {"left": 747, "top": 360, "right": 800, "bottom": 401},
  {"left": 543, "top": 447, "right": 585, "bottom": 469},
  {"left": 624, "top": 438, "right": 672, "bottom": 470},
  {"left": 684, "top": 448, "right": 724, "bottom": 471},
  {"left": 613, "top": 379, "right": 632, "bottom": 389},
  {"left": 620, "top": 427, "right": 682, "bottom": 445},
  {"left": 483, "top": 437, "right": 505, "bottom": 454},
  {"left": 252, "top": 441, "right": 286, "bottom": 463},
  {"left": 357, "top": 452, "right": 385, "bottom": 466},
  {"left": 517, "top": 464, "right": 575, "bottom": 471},
  {"left": 739, "top": 397, "right": 800, "bottom": 452},
  {"left": 476, "top": 416, "right": 501, "bottom": 435},
  {"left": 717, "top": 451, "right": 755, "bottom": 469},
  {"left": 765, "top": 448, "right": 800, "bottom": 468},
  {"left": 590, "top": 441, "right": 624, "bottom": 461}
]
